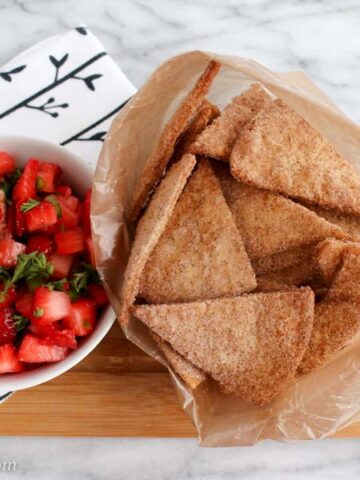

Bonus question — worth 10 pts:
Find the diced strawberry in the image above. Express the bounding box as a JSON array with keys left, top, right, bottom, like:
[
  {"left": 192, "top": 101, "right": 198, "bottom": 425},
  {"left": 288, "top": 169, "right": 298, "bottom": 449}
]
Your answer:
[
  {"left": 0, "top": 152, "right": 15, "bottom": 176},
  {"left": 49, "top": 253, "right": 73, "bottom": 279},
  {"left": 15, "top": 201, "right": 26, "bottom": 237},
  {"left": 26, "top": 235, "right": 54, "bottom": 257},
  {"left": 37, "top": 224, "right": 57, "bottom": 235},
  {"left": 49, "top": 329, "right": 77, "bottom": 349},
  {"left": 63, "top": 298, "right": 96, "bottom": 336},
  {"left": 0, "top": 237, "right": 25, "bottom": 267},
  {"left": 36, "top": 162, "right": 62, "bottom": 193},
  {"left": 85, "top": 236, "right": 96, "bottom": 266},
  {"left": 24, "top": 201, "right": 57, "bottom": 232},
  {"left": 6, "top": 203, "right": 16, "bottom": 237},
  {"left": 28, "top": 321, "right": 58, "bottom": 337},
  {"left": 57, "top": 195, "right": 80, "bottom": 230},
  {"left": 0, "top": 190, "right": 6, "bottom": 237},
  {"left": 56, "top": 184, "right": 72, "bottom": 198},
  {"left": 0, "top": 308, "right": 16, "bottom": 346},
  {"left": 88, "top": 283, "right": 108, "bottom": 307},
  {"left": 32, "top": 287, "right": 71, "bottom": 324},
  {"left": 18, "top": 334, "right": 67, "bottom": 363},
  {"left": 55, "top": 228, "right": 84, "bottom": 255},
  {"left": 82, "top": 188, "right": 92, "bottom": 235},
  {"left": 0, "top": 344, "right": 24, "bottom": 373},
  {"left": 66, "top": 196, "right": 79, "bottom": 211},
  {"left": 0, "top": 284, "right": 16, "bottom": 308},
  {"left": 12, "top": 158, "right": 39, "bottom": 203},
  {"left": 29, "top": 321, "right": 76, "bottom": 349},
  {"left": 15, "top": 292, "right": 33, "bottom": 318}
]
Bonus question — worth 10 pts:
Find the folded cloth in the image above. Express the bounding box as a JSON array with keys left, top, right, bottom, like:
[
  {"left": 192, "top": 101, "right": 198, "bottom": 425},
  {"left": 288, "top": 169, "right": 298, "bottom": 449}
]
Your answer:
[
  {"left": 0, "top": 26, "right": 136, "bottom": 168},
  {"left": 0, "top": 27, "right": 136, "bottom": 402}
]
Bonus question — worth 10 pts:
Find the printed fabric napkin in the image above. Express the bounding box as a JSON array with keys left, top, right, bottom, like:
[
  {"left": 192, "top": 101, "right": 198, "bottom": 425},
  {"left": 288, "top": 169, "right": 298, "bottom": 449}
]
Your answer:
[{"left": 0, "top": 26, "right": 136, "bottom": 403}]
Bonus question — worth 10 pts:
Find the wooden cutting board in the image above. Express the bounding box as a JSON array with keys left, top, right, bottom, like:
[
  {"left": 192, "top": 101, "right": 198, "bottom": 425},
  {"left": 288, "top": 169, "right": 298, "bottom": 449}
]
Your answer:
[{"left": 0, "top": 323, "right": 358, "bottom": 438}]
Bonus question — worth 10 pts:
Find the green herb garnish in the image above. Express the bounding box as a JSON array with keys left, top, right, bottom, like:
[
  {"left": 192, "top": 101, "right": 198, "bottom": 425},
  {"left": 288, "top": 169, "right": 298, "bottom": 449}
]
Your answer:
[
  {"left": 20, "top": 198, "right": 40, "bottom": 213},
  {"left": 33, "top": 307, "right": 44, "bottom": 318},
  {"left": 45, "top": 194, "right": 62, "bottom": 218},
  {"left": 45, "top": 278, "right": 68, "bottom": 291},
  {"left": 36, "top": 176, "right": 44, "bottom": 190},
  {"left": 1, "top": 167, "right": 22, "bottom": 199},
  {"left": 83, "top": 320, "right": 91, "bottom": 329},
  {"left": 12, "top": 314, "right": 29, "bottom": 333},
  {"left": 0, "top": 252, "right": 54, "bottom": 298}
]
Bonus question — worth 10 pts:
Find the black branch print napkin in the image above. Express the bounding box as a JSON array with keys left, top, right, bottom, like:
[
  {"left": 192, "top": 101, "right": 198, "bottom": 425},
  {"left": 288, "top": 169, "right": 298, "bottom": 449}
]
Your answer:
[{"left": 0, "top": 26, "right": 136, "bottom": 170}]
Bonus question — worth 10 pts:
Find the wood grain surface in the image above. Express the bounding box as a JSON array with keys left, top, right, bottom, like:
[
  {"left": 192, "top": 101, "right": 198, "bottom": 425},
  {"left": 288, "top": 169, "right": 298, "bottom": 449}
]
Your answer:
[{"left": 0, "top": 324, "right": 358, "bottom": 438}]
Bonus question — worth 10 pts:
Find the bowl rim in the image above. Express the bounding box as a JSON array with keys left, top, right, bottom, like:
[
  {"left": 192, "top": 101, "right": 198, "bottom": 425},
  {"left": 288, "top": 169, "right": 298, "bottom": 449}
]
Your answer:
[{"left": 0, "top": 135, "right": 116, "bottom": 393}]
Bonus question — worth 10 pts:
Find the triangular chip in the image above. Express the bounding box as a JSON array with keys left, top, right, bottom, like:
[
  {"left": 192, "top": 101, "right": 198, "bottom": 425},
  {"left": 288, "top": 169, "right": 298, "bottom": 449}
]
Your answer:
[
  {"left": 298, "top": 302, "right": 360, "bottom": 375},
  {"left": 326, "top": 245, "right": 360, "bottom": 302},
  {"left": 190, "top": 84, "right": 272, "bottom": 161},
  {"left": 172, "top": 100, "right": 220, "bottom": 164},
  {"left": 256, "top": 261, "right": 316, "bottom": 293},
  {"left": 133, "top": 289, "right": 314, "bottom": 406},
  {"left": 313, "top": 238, "right": 349, "bottom": 285},
  {"left": 130, "top": 60, "right": 220, "bottom": 221},
  {"left": 150, "top": 331, "right": 206, "bottom": 390},
  {"left": 307, "top": 204, "right": 360, "bottom": 242},
  {"left": 139, "top": 159, "right": 256, "bottom": 304},
  {"left": 230, "top": 99, "right": 360, "bottom": 215},
  {"left": 119, "top": 154, "right": 196, "bottom": 325},
  {"left": 254, "top": 277, "right": 292, "bottom": 293},
  {"left": 215, "top": 164, "right": 347, "bottom": 259},
  {"left": 253, "top": 244, "right": 316, "bottom": 274}
]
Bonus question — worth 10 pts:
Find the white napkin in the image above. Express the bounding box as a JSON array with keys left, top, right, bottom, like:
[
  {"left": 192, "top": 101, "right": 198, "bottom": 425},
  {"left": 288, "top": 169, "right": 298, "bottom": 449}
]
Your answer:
[
  {"left": 0, "top": 27, "right": 136, "bottom": 403},
  {"left": 0, "top": 26, "right": 136, "bottom": 169}
]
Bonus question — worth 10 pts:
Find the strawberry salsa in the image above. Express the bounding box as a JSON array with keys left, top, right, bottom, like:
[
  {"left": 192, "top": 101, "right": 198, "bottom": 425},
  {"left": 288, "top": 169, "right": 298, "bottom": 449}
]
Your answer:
[{"left": 0, "top": 151, "right": 108, "bottom": 374}]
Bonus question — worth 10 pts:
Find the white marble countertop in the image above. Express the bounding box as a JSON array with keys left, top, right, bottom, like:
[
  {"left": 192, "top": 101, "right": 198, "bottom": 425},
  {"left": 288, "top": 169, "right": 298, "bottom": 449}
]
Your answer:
[{"left": 1, "top": 0, "right": 360, "bottom": 478}]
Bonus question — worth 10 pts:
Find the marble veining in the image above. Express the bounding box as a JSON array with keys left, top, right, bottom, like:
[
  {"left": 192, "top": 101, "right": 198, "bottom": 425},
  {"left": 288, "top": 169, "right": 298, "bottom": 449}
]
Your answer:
[
  {"left": 1, "top": 0, "right": 360, "bottom": 123},
  {"left": 0, "top": 0, "right": 360, "bottom": 478},
  {"left": 0, "top": 437, "right": 359, "bottom": 480}
]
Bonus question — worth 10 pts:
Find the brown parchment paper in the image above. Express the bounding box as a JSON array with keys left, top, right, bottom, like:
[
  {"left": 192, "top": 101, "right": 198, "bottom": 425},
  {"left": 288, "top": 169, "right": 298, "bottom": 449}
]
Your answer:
[{"left": 91, "top": 51, "right": 360, "bottom": 446}]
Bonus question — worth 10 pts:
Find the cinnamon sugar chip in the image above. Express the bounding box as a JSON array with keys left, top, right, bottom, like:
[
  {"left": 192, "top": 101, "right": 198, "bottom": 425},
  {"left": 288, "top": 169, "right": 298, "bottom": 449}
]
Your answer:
[
  {"left": 150, "top": 331, "right": 206, "bottom": 390},
  {"left": 230, "top": 99, "right": 360, "bottom": 215},
  {"left": 139, "top": 159, "right": 256, "bottom": 304},
  {"left": 172, "top": 100, "right": 220, "bottom": 163},
  {"left": 190, "top": 84, "right": 272, "bottom": 162},
  {"left": 256, "top": 261, "right": 316, "bottom": 293},
  {"left": 119, "top": 154, "right": 196, "bottom": 325},
  {"left": 253, "top": 245, "right": 316, "bottom": 275},
  {"left": 130, "top": 60, "right": 220, "bottom": 221},
  {"left": 326, "top": 245, "right": 360, "bottom": 302},
  {"left": 298, "top": 302, "right": 360, "bottom": 375},
  {"left": 307, "top": 204, "right": 360, "bottom": 242},
  {"left": 133, "top": 289, "right": 314, "bottom": 407},
  {"left": 215, "top": 163, "right": 348, "bottom": 259},
  {"left": 313, "top": 238, "right": 350, "bottom": 286}
]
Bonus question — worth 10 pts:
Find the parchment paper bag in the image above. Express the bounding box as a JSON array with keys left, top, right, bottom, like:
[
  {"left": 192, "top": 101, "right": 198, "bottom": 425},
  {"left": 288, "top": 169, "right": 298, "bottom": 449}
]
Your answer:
[{"left": 91, "top": 51, "right": 360, "bottom": 446}]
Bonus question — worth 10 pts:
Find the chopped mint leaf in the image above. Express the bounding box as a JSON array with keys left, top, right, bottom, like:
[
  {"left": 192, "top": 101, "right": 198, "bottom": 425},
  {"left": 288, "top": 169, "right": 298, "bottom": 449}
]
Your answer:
[
  {"left": 46, "top": 278, "right": 68, "bottom": 291},
  {"left": 45, "top": 194, "right": 62, "bottom": 218},
  {"left": 69, "top": 289, "right": 79, "bottom": 302},
  {"left": 71, "top": 270, "right": 89, "bottom": 294},
  {"left": 33, "top": 307, "right": 44, "bottom": 318},
  {"left": 12, "top": 314, "right": 29, "bottom": 332},
  {"left": 27, "top": 277, "right": 44, "bottom": 292},
  {"left": 20, "top": 198, "right": 40, "bottom": 213},
  {"left": 36, "top": 176, "right": 44, "bottom": 190},
  {"left": 83, "top": 320, "right": 91, "bottom": 329},
  {"left": 7, "top": 252, "right": 54, "bottom": 293},
  {"left": 0, "top": 168, "right": 22, "bottom": 196}
]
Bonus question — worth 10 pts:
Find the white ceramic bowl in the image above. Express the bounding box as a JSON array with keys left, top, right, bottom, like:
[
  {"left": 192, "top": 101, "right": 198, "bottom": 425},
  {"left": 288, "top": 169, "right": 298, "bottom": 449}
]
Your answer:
[{"left": 0, "top": 135, "right": 115, "bottom": 393}]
